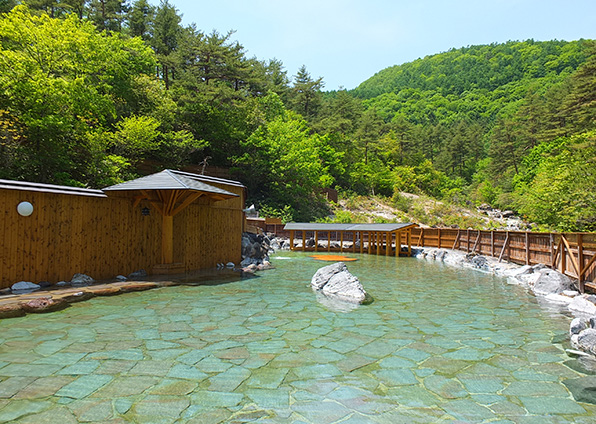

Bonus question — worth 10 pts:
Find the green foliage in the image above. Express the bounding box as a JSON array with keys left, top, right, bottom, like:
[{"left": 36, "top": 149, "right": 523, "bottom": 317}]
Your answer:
[
  {"left": 258, "top": 205, "right": 294, "bottom": 224},
  {"left": 0, "top": 5, "right": 155, "bottom": 183},
  {"left": 514, "top": 131, "right": 596, "bottom": 231}
]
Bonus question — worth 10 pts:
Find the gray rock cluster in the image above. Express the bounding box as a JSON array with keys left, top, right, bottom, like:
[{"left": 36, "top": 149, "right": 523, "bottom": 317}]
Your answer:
[
  {"left": 571, "top": 316, "right": 596, "bottom": 356},
  {"left": 311, "top": 262, "right": 373, "bottom": 305},
  {"left": 3, "top": 269, "right": 151, "bottom": 296}
]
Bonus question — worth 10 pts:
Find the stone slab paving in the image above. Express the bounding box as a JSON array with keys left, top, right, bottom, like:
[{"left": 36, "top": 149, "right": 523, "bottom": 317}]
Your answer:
[{"left": 0, "top": 252, "right": 596, "bottom": 422}]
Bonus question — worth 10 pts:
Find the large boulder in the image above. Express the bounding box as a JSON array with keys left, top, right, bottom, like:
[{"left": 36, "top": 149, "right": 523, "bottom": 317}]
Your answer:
[
  {"left": 532, "top": 269, "right": 575, "bottom": 295},
  {"left": 569, "top": 295, "right": 596, "bottom": 316},
  {"left": 311, "top": 262, "right": 372, "bottom": 305},
  {"left": 576, "top": 329, "right": 596, "bottom": 356}
]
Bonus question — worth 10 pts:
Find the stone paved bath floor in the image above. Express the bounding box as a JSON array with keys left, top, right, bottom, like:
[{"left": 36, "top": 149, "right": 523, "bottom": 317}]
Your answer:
[{"left": 1, "top": 252, "right": 596, "bottom": 423}]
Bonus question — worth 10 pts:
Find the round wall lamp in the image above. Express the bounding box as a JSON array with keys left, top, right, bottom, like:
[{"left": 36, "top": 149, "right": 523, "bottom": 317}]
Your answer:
[{"left": 17, "top": 201, "right": 34, "bottom": 217}]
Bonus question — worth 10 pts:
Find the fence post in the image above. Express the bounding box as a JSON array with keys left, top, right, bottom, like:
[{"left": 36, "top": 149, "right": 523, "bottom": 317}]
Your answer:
[
  {"left": 561, "top": 234, "right": 567, "bottom": 275},
  {"left": 525, "top": 232, "right": 530, "bottom": 265},
  {"left": 578, "top": 234, "right": 585, "bottom": 293}
]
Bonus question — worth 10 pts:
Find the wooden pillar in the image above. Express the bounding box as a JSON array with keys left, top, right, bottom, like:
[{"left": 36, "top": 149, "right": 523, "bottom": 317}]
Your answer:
[
  {"left": 340, "top": 231, "right": 344, "bottom": 252},
  {"left": 290, "top": 230, "right": 294, "bottom": 251},
  {"left": 491, "top": 231, "right": 495, "bottom": 257},
  {"left": 525, "top": 232, "right": 530, "bottom": 265},
  {"left": 396, "top": 231, "right": 401, "bottom": 257},
  {"left": 466, "top": 229, "right": 470, "bottom": 252},
  {"left": 327, "top": 231, "right": 331, "bottom": 252},
  {"left": 376, "top": 232, "right": 381, "bottom": 255},
  {"left": 561, "top": 235, "right": 567, "bottom": 275},
  {"left": 360, "top": 232, "right": 364, "bottom": 254},
  {"left": 437, "top": 228, "right": 442, "bottom": 248},
  {"left": 315, "top": 231, "right": 319, "bottom": 252},
  {"left": 550, "top": 233, "right": 554, "bottom": 266},
  {"left": 408, "top": 230, "right": 412, "bottom": 256},
  {"left": 386, "top": 233, "right": 390, "bottom": 256},
  {"left": 161, "top": 214, "right": 174, "bottom": 264},
  {"left": 578, "top": 234, "right": 585, "bottom": 293},
  {"left": 302, "top": 230, "right": 306, "bottom": 252},
  {"left": 368, "top": 232, "right": 372, "bottom": 255}
]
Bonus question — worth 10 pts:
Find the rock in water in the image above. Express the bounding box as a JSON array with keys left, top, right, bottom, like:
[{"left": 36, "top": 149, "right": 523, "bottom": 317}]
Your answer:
[
  {"left": 71, "top": 273, "right": 95, "bottom": 286},
  {"left": 11, "top": 281, "right": 41, "bottom": 293},
  {"left": 311, "top": 262, "right": 372, "bottom": 305}
]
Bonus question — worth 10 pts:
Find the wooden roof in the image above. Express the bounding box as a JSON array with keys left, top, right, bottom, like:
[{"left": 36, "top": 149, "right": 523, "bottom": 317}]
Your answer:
[
  {"left": 102, "top": 169, "right": 239, "bottom": 199},
  {"left": 283, "top": 222, "right": 418, "bottom": 232},
  {"left": 0, "top": 179, "right": 107, "bottom": 198}
]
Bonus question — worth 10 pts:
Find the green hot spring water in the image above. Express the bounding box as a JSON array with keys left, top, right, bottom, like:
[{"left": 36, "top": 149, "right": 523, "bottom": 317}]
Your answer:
[{"left": 1, "top": 251, "right": 595, "bottom": 423}]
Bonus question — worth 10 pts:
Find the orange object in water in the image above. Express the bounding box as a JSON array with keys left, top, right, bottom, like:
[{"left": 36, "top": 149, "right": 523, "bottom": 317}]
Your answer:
[{"left": 310, "top": 255, "right": 358, "bottom": 262}]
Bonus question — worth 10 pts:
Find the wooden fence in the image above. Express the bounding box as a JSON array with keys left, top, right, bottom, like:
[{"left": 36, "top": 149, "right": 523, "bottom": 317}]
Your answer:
[{"left": 411, "top": 228, "right": 596, "bottom": 292}]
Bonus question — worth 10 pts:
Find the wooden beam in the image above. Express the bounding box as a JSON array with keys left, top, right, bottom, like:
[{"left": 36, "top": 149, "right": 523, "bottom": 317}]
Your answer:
[
  {"left": 315, "top": 231, "right": 319, "bottom": 252},
  {"left": 340, "top": 231, "right": 344, "bottom": 253},
  {"left": 498, "top": 232, "right": 510, "bottom": 262},
  {"left": 452, "top": 230, "right": 460, "bottom": 250},
  {"left": 171, "top": 192, "right": 203, "bottom": 217},
  {"left": 407, "top": 230, "right": 412, "bottom": 256},
  {"left": 132, "top": 195, "right": 145, "bottom": 208},
  {"left": 396, "top": 231, "right": 401, "bottom": 257},
  {"left": 376, "top": 232, "right": 381, "bottom": 256},
  {"left": 472, "top": 231, "right": 481, "bottom": 253},
  {"left": 438, "top": 228, "right": 442, "bottom": 248},
  {"left": 491, "top": 231, "right": 495, "bottom": 257},
  {"left": 551, "top": 237, "right": 562, "bottom": 268},
  {"left": 417, "top": 228, "right": 424, "bottom": 247},
  {"left": 328, "top": 231, "right": 331, "bottom": 252},
  {"left": 561, "top": 235, "right": 580, "bottom": 277},
  {"left": 580, "top": 254, "right": 596, "bottom": 282},
  {"left": 290, "top": 230, "right": 294, "bottom": 251},
  {"left": 302, "top": 230, "right": 306, "bottom": 252},
  {"left": 466, "top": 229, "right": 470, "bottom": 252}
]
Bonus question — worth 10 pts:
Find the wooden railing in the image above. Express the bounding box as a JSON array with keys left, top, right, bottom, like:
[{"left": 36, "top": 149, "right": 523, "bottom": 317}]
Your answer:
[{"left": 411, "top": 228, "right": 596, "bottom": 292}]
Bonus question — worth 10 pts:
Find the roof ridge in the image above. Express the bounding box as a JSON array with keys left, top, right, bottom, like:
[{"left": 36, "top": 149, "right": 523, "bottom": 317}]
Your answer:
[{"left": 164, "top": 169, "right": 190, "bottom": 189}]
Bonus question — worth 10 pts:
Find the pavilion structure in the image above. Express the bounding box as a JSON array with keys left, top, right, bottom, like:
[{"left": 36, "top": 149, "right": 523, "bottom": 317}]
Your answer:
[{"left": 283, "top": 222, "right": 418, "bottom": 257}]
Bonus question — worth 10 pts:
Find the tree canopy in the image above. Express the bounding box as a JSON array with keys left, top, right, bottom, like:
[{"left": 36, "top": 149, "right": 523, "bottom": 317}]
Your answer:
[{"left": 0, "top": 3, "right": 595, "bottom": 229}]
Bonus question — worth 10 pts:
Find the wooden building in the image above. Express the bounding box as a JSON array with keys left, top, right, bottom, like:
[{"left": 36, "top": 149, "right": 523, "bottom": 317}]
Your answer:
[
  {"left": 0, "top": 170, "right": 245, "bottom": 289},
  {"left": 284, "top": 223, "right": 418, "bottom": 256}
]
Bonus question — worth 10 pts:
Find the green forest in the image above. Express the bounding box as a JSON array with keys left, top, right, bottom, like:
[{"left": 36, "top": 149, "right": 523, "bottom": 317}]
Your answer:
[{"left": 0, "top": 2, "right": 595, "bottom": 231}]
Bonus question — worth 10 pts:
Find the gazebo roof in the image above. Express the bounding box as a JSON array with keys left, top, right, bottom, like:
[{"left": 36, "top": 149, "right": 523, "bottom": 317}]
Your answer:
[
  {"left": 283, "top": 222, "right": 417, "bottom": 232},
  {"left": 102, "top": 169, "right": 239, "bottom": 199}
]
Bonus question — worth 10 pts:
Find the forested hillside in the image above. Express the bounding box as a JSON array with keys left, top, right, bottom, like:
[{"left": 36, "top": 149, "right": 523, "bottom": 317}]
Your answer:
[{"left": 0, "top": 2, "right": 595, "bottom": 230}]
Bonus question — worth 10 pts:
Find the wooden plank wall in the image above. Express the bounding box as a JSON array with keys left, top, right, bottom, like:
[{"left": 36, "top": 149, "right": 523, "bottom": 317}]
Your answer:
[
  {"left": 411, "top": 228, "right": 596, "bottom": 285},
  {"left": 0, "top": 184, "right": 244, "bottom": 289}
]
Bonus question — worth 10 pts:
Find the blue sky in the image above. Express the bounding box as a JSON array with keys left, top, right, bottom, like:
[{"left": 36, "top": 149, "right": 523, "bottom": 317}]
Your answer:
[{"left": 164, "top": 0, "right": 596, "bottom": 90}]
